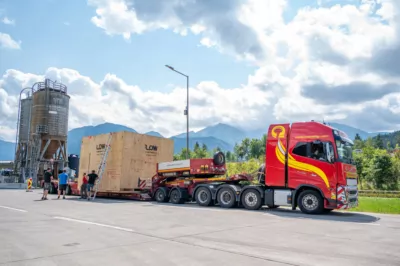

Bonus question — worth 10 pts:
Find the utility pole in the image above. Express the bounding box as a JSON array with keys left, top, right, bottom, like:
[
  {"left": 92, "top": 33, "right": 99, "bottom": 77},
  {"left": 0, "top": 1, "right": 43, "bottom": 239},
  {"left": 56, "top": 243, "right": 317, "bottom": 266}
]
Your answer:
[{"left": 165, "top": 65, "right": 190, "bottom": 159}]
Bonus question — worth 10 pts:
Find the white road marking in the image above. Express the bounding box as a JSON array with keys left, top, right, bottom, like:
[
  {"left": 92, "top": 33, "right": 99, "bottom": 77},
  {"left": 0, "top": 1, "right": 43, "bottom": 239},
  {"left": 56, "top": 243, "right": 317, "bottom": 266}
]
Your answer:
[
  {"left": 0, "top": 205, "right": 28, "bottom": 213},
  {"left": 356, "top": 223, "right": 380, "bottom": 226},
  {"left": 53, "top": 216, "right": 135, "bottom": 232}
]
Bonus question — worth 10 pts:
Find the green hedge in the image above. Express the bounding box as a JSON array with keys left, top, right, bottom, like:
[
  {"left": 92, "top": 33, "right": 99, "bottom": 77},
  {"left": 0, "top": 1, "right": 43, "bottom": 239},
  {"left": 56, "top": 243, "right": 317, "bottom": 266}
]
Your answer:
[{"left": 358, "top": 190, "right": 400, "bottom": 198}]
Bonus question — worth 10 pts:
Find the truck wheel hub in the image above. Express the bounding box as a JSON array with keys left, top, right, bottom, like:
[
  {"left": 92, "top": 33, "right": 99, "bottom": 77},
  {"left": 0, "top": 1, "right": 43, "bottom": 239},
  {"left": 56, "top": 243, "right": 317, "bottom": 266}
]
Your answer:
[
  {"left": 220, "top": 191, "right": 232, "bottom": 204},
  {"left": 303, "top": 195, "right": 318, "bottom": 210},
  {"left": 245, "top": 192, "right": 257, "bottom": 206},
  {"left": 157, "top": 192, "right": 164, "bottom": 200},
  {"left": 198, "top": 191, "right": 208, "bottom": 203}
]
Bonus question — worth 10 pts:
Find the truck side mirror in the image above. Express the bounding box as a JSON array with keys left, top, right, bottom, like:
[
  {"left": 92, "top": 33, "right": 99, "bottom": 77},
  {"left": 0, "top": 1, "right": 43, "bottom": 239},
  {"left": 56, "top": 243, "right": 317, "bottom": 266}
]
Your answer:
[{"left": 325, "top": 143, "right": 333, "bottom": 163}]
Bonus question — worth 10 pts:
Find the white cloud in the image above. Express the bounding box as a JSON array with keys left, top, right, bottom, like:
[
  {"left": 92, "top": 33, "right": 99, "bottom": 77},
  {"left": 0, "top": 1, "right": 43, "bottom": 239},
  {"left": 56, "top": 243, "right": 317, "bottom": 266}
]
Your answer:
[
  {"left": 0, "top": 67, "right": 283, "bottom": 142},
  {"left": 1, "top": 17, "right": 15, "bottom": 25},
  {"left": 0, "top": 32, "right": 21, "bottom": 49}
]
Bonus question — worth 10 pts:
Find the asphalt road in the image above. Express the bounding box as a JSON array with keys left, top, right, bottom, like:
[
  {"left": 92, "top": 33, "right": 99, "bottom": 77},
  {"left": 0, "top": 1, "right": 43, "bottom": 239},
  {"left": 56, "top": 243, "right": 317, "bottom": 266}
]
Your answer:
[{"left": 0, "top": 190, "right": 399, "bottom": 266}]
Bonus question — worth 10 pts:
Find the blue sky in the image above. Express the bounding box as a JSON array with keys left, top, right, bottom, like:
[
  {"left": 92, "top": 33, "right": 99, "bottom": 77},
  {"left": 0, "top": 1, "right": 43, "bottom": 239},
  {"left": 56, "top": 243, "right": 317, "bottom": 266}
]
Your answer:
[
  {"left": 0, "top": 0, "right": 362, "bottom": 92},
  {"left": 0, "top": 0, "right": 259, "bottom": 93}
]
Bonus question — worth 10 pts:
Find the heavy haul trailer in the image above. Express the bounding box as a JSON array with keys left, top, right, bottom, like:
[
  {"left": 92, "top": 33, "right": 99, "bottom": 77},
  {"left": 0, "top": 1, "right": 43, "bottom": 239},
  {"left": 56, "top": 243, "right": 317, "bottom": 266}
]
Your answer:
[
  {"left": 150, "top": 121, "right": 359, "bottom": 214},
  {"left": 150, "top": 154, "right": 253, "bottom": 205}
]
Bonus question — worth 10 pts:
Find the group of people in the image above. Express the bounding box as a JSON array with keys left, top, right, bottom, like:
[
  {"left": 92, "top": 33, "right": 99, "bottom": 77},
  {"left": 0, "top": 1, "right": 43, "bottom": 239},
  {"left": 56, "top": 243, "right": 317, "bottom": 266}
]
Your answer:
[
  {"left": 41, "top": 168, "right": 98, "bottom": 201},
  {"left": 80, "top": 170, "right": 99, "bottom": 200}
]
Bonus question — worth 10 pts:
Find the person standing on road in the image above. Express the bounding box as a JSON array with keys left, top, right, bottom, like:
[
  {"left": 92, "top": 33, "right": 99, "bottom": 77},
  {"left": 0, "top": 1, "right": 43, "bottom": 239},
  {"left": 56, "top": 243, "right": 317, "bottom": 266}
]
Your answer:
[
  {"left": 87, "top": 170, "right": 98, "bottom": 200},
  {"left": 80, "top": 172, "right": 88, "bottom": 199},
  {"left": 41, "top": 168, "right": 53, "bottom": 200},
  {"left": 57, "top": 169, "right": 68, "bottom": 199}
]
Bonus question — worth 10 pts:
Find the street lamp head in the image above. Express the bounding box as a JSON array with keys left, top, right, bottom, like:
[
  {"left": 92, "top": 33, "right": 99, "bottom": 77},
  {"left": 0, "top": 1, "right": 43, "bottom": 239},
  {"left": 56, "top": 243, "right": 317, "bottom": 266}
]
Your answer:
[{"left": 165, "top": 65, "right": 174, "bottom": 70}]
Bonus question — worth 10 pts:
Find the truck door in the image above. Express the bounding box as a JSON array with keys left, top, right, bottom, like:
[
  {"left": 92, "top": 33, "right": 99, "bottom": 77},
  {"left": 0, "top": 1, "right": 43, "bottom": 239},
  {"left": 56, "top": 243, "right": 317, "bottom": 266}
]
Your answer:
[
  {"left": 289, "top": 141, "right": 336, "bottom": 193},
  {"left": 307, "top": 141, "right": 336, "bottom": 192}
]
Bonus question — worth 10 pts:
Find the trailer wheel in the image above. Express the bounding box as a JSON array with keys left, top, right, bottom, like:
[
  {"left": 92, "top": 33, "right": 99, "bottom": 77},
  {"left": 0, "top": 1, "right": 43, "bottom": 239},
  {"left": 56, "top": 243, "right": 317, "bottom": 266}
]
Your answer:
[
  {"left": 195, "top": 187, "right": 213, "bottom": 206},
  {"left": 297, "top": 190, "right": 324, "bottom": 214},
  {"left": 170, "top": 189, "right": 184, "bottom": 204},
  {"left": 217, "top": 188, "right": 236, "bottom": 208},
  {"left": 241, "top": 189, "right": 262, "bottom": 210},
  {"left": 155, "top": 189, "right": 169, "bottom": 203}
]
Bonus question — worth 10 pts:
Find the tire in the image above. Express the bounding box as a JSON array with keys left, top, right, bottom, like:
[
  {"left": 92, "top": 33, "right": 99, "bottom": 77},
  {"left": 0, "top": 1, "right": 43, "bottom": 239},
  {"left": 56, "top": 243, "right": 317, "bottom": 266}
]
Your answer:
[
  {"left": 217, "top": 188, "right": 237, "bottom": 208},
  {"left": 297, "top": 190, "right": 324, "bottom": 214},
  {"left": 155, "top": 189, "right": 169, "bottom": 203},
  {"left": 213, "top": 152, "right": 225, "bottom": 166},
  {"left": 170, "top": 189, "right": 184, "bottom": 204},
  {"left": 66, "top": 185, "right": 72, "bottom": 195},
  {"left": 195, "top": 187, "right": 213, "bottom": 206},
  {"left": 241, "top": 189, "right": 262, "bottom": 210}
]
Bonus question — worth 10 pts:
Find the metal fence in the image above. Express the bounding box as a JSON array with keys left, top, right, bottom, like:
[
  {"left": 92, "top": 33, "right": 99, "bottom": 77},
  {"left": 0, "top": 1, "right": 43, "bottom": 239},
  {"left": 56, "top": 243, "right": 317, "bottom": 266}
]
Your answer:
[{"left": 358, "top": 190, "right": 400, "bottom": 198}]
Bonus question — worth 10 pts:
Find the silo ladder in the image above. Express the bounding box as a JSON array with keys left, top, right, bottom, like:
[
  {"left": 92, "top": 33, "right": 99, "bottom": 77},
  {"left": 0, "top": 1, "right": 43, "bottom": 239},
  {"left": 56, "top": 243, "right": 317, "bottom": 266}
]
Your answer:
[{"left": 92, "top": 133, "right": 113, "bottom": 201}]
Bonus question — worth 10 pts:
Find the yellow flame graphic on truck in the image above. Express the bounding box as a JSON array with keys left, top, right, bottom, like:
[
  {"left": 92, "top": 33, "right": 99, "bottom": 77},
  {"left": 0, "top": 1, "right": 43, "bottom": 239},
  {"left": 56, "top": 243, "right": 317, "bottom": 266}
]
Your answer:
[{"left": 272, "top": 126, "right": 330, "bottom": 189}]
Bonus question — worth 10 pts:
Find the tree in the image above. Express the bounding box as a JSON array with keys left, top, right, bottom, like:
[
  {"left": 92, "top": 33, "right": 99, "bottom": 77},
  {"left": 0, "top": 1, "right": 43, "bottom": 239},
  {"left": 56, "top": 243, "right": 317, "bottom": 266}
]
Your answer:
[
  {"left": 374, "top": 134, "right": 384, "bottom": 149},
  {"left": 226, "top": 151, "right": 235, "bottom": 162},
  {"left": 174, "top": 147, "right": 194, "bottom": 160},
  {"left": 370, "top": 151, "right": 394, "bottom": 189},
  {"left": 353, "top": 153, "right": 364, "bottom": 189},
  {"left": 241, "top": 138, "right": 251, "bottom": 159},
  {"left": 355, "top": 133, "right": 362, "bottom": 141},
  {"left": 249, "top": 138, "right": 263, "bottom": 159},
  {"left": 192, "top": 142, "right": 208, "bottom": 158},
  {"left": 234, "top": 143, "right": 245, "bottom": 161}
]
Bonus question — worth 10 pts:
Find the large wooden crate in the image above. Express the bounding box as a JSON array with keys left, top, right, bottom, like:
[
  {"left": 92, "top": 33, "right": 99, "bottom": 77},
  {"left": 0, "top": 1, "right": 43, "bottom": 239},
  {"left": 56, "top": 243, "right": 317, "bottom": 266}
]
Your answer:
[{"left": 77, "top": 131, "right": 174, "bottom": 192}]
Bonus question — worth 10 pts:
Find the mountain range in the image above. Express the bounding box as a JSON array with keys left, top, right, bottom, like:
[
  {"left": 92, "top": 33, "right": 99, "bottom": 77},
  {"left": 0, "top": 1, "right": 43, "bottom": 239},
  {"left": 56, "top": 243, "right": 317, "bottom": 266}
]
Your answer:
[{"left": 0, "top": 121, "right": 392, "bottom": 161}]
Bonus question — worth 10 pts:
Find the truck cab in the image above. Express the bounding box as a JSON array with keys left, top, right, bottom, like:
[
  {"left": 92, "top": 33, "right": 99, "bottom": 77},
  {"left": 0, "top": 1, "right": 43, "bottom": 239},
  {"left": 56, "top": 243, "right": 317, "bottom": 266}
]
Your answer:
[{"left": 263, "top": 121, "right": 358, "bottom": 213}]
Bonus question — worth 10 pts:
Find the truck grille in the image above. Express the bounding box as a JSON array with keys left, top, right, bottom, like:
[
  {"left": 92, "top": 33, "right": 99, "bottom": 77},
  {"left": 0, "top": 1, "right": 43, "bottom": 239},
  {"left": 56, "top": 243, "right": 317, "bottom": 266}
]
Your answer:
[
  {"left": 349, "top": 198, "right": 357, "bottom": 203},
  {"left": 349, "top": 190, "right": 357, "bottom": 196}
]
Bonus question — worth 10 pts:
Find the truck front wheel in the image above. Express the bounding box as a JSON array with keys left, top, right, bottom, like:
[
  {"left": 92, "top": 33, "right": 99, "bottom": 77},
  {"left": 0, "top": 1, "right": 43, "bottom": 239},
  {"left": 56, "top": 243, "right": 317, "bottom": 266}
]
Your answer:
[
  {"left": 241, "top": 189, "right": 262, "bottom": 210},
  {"left": 217, "top": 188, "right": 236, "bottom": 208},
  {"left": 298, "top": 190, "right": 324, "bottom": 214},
  {"left": 195, "top": 187, "right": 213, "bottom": 206}
]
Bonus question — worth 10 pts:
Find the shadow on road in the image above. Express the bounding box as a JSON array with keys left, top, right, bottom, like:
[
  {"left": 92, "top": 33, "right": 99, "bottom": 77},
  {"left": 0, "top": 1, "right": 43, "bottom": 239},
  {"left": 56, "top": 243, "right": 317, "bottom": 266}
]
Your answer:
[
  {"left": 260, "top": 208, "right": 381, "bottom": 223},
  {"left": 147, "top": 202, "right": 381, "bottom": 223},
  {"left": 65, "top": 196, "right": 134, "bottom": 204}
]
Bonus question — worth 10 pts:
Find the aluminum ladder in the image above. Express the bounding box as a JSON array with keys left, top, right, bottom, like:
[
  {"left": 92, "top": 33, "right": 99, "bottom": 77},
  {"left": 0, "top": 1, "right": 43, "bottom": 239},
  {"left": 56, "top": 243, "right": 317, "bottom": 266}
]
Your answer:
[{"left": 92, "top": 133, "right": 113, "bottom": 201}]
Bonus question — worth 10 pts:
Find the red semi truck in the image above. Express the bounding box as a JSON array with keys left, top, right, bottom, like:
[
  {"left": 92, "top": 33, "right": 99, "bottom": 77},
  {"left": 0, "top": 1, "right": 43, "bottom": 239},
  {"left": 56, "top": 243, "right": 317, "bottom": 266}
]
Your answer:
[{"left": 71, "top": 121, "right": 358, "bottom": 214}]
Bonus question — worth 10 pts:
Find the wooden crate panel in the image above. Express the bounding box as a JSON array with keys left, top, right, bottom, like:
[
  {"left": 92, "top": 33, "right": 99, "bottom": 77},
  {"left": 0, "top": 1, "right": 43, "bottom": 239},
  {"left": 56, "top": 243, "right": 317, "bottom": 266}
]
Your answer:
[{"left": 77, "top": 131, "right": 174, "bottom": 192}]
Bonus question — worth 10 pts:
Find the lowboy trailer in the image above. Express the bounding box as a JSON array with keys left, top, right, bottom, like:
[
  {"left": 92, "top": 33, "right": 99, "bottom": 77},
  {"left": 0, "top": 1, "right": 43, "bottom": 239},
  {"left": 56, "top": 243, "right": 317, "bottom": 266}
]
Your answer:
[{"left": 71, "top": 121, "right": 359, "bottom": 215}]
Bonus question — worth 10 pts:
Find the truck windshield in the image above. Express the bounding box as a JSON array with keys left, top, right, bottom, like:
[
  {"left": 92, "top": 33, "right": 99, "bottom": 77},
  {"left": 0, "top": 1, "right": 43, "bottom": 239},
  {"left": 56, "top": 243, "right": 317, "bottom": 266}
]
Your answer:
[{"left": 335, "top": 140, "right": 354, "bottom": 164}]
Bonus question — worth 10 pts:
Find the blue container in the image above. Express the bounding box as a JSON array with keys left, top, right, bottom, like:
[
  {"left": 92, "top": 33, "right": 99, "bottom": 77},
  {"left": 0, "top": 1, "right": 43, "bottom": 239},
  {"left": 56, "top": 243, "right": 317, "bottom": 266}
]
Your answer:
[{"left": 68, "top": 154, "right": 80, "bottom": 176}]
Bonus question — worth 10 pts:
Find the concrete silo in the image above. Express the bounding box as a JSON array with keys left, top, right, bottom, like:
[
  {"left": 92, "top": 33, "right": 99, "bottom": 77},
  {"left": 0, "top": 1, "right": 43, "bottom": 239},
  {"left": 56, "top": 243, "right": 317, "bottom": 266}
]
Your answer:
[
  {"left": 28, "top": 79, "right": 70, "bottom": 184},
  {"left": 14, "top": 90, "right": 33, "bottom": 181}
]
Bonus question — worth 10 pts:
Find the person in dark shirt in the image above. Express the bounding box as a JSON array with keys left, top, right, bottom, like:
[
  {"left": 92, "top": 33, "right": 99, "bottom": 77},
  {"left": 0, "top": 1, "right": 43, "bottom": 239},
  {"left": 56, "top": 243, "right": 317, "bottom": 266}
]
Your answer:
[
  {"left": 42, "top": 168, "right": 53, "bottom": 200},
  {"left": 87, "top": 170, "right": 98, "bottom": 200}
]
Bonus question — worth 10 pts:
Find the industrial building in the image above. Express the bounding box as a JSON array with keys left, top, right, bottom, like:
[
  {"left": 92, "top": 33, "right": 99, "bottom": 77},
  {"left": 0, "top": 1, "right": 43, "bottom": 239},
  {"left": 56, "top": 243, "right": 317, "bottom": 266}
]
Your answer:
[{"left": 14, "top": 79, "right": 70, "bottom": 186}]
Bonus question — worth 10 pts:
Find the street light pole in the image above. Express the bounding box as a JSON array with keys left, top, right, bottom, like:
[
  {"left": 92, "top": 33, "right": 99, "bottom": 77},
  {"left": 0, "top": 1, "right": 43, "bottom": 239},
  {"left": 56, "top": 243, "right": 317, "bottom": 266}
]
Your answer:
[{"left": 165, "top": 65, "right": 190, "bottom": 159}]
